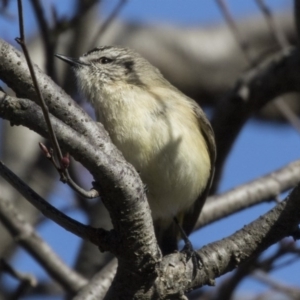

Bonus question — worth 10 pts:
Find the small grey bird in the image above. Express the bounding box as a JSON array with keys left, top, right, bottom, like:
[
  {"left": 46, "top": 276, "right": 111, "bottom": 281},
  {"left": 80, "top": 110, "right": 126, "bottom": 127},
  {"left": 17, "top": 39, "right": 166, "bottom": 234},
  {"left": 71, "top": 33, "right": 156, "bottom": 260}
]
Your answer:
[{"left": 55, "top": 46, "right": 216, "bottom": 255}]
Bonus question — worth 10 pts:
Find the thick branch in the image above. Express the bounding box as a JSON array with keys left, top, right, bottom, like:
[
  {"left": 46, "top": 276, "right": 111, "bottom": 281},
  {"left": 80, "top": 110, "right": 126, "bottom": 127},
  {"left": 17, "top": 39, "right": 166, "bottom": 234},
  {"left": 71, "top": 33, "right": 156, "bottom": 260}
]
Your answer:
[
  {"left": 0, "top": 38, "right": 104, "bottom": 146},
  {"left": 212, "top": 47, "right": 300, "bottom": 190},
  {"left": 150, "top": 183, "right": 300, "bottom": 299},
  {"left": 0, "top": 91, "right": 160, "bottom": 269}
]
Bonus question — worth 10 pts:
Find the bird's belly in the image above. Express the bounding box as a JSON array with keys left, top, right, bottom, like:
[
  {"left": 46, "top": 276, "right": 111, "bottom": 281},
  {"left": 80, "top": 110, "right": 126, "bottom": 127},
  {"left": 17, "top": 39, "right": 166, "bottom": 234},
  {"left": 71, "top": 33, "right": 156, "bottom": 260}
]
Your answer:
[
  {"left": 110, "top": 117, "right": 210, "bottom": 222},
  {"left": 140, "top": 145, "right": 209, "bottom": 221}
]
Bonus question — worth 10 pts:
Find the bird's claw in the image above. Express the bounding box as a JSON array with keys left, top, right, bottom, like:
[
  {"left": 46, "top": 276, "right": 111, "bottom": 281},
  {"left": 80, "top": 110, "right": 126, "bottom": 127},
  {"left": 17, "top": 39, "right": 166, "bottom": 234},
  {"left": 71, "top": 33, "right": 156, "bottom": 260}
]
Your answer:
[{"left": 181, "top": 241, "right": 202, "bottom": 279}]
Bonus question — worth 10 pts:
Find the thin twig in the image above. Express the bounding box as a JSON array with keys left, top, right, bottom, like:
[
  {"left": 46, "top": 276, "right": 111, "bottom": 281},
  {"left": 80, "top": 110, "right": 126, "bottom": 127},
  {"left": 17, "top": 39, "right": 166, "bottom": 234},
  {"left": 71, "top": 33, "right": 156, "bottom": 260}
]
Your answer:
[
  {"left": 295, "top": 0, "right": 300, "bottom": 45},
  {"left": 274, "top": 99, "right": 300, "bottom": 135},
  {"left": 1, "top": 259, "right": 37, "bottom": 300},
  {"left": 215, "top": 0, "right": 255, "bottom": 65},
  {"left": 213, "top": 1, "right": 300, "bottom": 192},
  {"left": 0, "top": 160, "right": 105, "bottom": 246},
  {"left": 16, "top": 0, "right": 99, "bottom": 199},
  {"left": 58, "top": 0, "right": 99, "bottom": 33},
  {"left": 255, "top": 0, "right": 300, "bottom": 136},
  {"left": 16, "top": 0, "right": 63, "bottom": 173},
  {"left": 73, "top": 258, "right": 117, "bottom": 300},
  {"left": 252, "top": 270, "right": 300, "bottom": 298},
  {"left": 30, "top": 0, "right": 57, "bottom": 81},
  {"left": 255, "top": 0, "right": 289, "bottom": 49},
  {"left": 35, "top": 202, "right": 80, "bottom": 227},
  {"left": 89, "top": 0, "right": 127, "bottom": 48}
]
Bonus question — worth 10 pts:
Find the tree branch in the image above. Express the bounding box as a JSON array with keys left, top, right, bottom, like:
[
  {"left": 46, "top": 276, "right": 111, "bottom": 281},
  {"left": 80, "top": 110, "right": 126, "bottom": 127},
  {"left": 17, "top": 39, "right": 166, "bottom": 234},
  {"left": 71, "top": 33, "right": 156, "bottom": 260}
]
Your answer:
[
  {"left": 212, "top": 47, "right": 300, "bottom": 191},
  {"left": 151, "top": 183, "right": 300, "bottom": 299},
  {"left": 16, "top": 0, "right": 65, "bottom": 181},
  {"left": 0, "top": 38, "right": 104, "bottom": 146},
  {"left": 294, "top": 0, "right": 300, "bottom": 45},
  {"left": 0, "top": 90, "right": 160, "bottom": 269},
  {"left": 0, "top": 196, "right": 87, "bottom": 293},
  {"left": 29, "top": 0, "right": 57, "bottom": 80},
  {"left": 89, "top": 0, "right": 127, "bottom": 48},
  {"left": 198, "top": 159, "right": 300, "bottom": 228},
  {"left": 73, "top": 259, "right": 117, "bottom": 300},
  {"left": 1, "top": 259, "right": 37, "bottom": 299},
  {"left": 0, "top": 160, "right": 106, "bottom": 246}
]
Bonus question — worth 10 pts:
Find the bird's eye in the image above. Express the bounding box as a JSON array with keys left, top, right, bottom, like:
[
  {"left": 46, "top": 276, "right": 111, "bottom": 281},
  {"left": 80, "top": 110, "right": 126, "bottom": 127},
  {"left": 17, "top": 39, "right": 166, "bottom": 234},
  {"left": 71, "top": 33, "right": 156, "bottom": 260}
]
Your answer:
[{"left": 98, "top": 57, "right": 113, "bottom": 64}]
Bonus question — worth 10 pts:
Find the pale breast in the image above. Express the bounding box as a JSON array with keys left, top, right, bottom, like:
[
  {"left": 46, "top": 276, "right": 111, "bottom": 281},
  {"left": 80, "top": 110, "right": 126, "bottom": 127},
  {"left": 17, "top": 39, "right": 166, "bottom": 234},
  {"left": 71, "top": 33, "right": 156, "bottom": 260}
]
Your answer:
[{"left": 93, "top": 84, "right": 211, "bottom": 221}]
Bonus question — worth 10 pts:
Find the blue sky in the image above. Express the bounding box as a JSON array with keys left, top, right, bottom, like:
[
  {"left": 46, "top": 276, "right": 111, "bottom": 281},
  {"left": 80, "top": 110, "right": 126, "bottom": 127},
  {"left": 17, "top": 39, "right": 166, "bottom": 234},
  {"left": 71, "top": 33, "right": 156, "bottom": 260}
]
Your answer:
[
  {"left": 0, "top": 0, "right": 298, "bottom": 299},
  {"left": 103, "top": 0, "right": 292, "bottom": 25},
  {"left": 0, "top": 0, "right": 292, "bottom": 40}
]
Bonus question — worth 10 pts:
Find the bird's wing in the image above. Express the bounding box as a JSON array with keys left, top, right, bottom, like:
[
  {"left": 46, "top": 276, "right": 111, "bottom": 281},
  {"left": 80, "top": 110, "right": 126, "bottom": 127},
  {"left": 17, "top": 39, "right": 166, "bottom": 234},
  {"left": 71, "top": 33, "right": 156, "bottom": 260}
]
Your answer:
[{"left": 181, "top": 102, "right": 216, "bottom": 236}]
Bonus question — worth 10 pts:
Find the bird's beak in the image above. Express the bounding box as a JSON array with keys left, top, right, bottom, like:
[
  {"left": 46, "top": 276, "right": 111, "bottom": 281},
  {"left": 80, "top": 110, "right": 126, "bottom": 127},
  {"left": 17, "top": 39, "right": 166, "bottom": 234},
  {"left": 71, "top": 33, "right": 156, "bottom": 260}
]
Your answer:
[{"left": 54, "top": 54, "right": 89, "bottom": 67}]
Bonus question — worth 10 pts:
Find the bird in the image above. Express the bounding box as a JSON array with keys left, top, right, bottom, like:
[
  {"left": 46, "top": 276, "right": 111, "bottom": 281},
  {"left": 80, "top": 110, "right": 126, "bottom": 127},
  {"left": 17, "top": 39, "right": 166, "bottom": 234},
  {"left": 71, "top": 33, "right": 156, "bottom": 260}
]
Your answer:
[{"left": 55, "top": 46, "right": 216, "bottom": 255}]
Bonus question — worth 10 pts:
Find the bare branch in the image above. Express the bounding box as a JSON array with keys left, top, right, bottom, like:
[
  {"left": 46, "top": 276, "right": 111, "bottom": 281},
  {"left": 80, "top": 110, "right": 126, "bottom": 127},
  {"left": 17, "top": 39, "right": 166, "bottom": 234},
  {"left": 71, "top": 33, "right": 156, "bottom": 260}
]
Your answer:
[
  {"left": 252, "top": 270, "right": 300, "bottom": 298},
  {"left": 255, "top": 0, "right": 300, "bottom": 135},
  {"left": 198, "top": 160, "right": 300, "bottom": 228},
  {"left": 0, "top": 90, "right": 160, "bottom": 265},
  {"left": 0, "top": 196, "right": 87, "bottom": 293},
  {"left": 212, "top": 47, "right": 300, "bottom": 191},
  {"left": 29, "top": 0, "right": 57, "bottom": 80},
  {"left": 295, "top": 0, "right": 300, "bottom": 44},
  {"left": 256, "top": 0, "right": 290, "bottom": 49},
  {"left": 0, "top": 160, "right": 106, "bottom": 246},
  {"left": 15, "top": 0, "right": 62, "bottom": 171},
  {"left": 89, "top": 0, "right": 127, "bottom": 48},
  {"left": 0, "top": 38, "right": 104, "bottom": 147},
  {"left": 212, "top": 239, "right": 297, "bottom": 300},
  {"left": 216, "top": 0, "right": 255, "bottom": 64},
  {"left": 214, "top": 2, "right": 300, "bottom": 182},
  {"left": 15, "top": 0, "right": 97, "bottom": 198},
  {"left": 1, "top": 259, "right": 37, "bottom": 299},
  {"left": 151, "top": 183, "right": 300, "bottom": 299},
  {"left": 73, "top": 259, "right": 117, "bottom": 300},
  {"left": 274, "top": 98, "right": 300, "bottom": 134},
  {"left": 1, "top": 8, "right": 299, "bottom": 297}
]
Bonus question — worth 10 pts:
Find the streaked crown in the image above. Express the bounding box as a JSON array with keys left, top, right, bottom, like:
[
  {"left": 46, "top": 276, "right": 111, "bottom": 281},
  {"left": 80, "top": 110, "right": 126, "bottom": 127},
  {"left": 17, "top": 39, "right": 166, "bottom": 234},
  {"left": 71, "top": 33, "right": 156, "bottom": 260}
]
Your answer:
[{"left": 76, "top": 46, "right": 164, "bottom": 86}]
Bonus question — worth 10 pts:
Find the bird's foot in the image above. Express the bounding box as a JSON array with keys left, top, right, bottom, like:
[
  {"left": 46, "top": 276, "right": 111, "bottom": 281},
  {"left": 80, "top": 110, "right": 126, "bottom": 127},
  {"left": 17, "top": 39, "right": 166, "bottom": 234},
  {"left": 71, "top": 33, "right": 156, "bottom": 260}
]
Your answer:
[{"left": 181, "top": 239, "right": 202, "bottom": 279}]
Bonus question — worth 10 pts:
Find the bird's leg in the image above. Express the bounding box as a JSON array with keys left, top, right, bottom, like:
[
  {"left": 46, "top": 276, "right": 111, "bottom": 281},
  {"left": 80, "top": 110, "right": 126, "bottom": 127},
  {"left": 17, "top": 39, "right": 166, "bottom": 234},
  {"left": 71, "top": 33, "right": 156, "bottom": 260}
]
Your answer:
[
  {"left": 173, "top": 217, "right": 193, "bottom": 251},
  {"left": 173, "top": 217, "right": 202, "bottom": 278}
]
